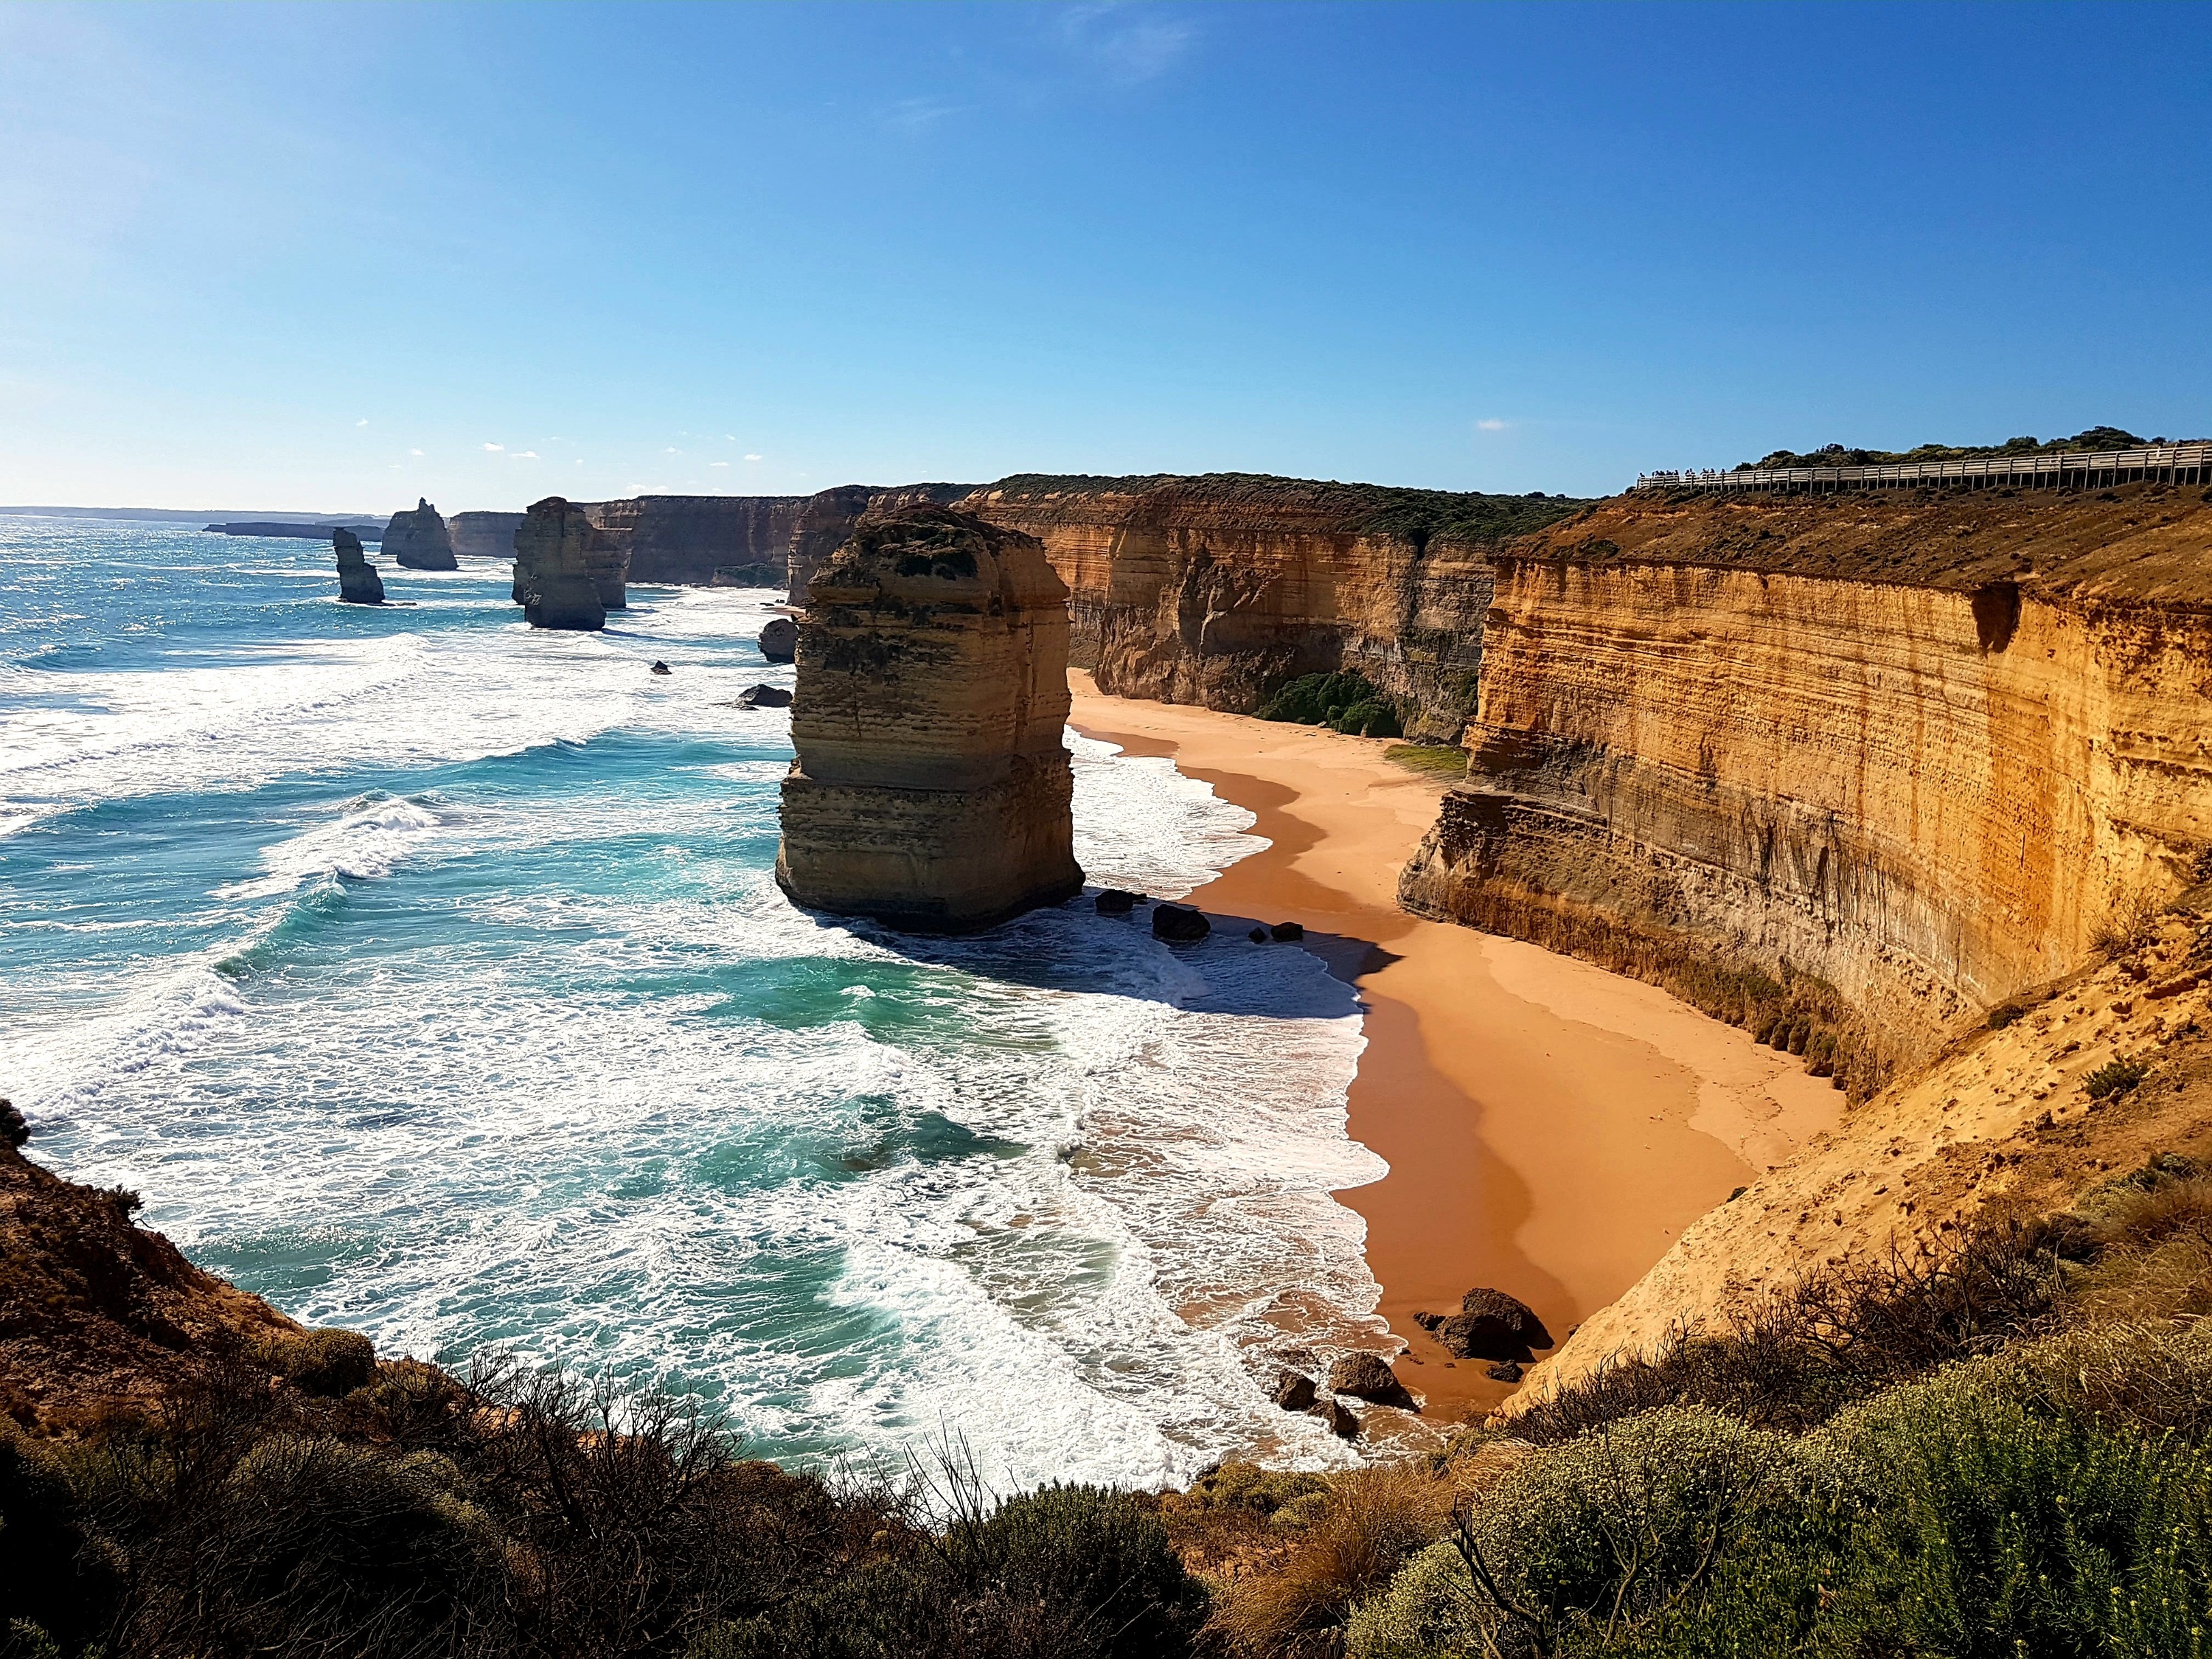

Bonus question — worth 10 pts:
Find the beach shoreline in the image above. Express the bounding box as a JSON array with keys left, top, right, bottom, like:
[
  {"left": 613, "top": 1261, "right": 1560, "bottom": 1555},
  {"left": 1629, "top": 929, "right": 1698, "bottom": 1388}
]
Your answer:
[{"left": 1068, "top": 672, "right": 1840, "bottom": 1420}]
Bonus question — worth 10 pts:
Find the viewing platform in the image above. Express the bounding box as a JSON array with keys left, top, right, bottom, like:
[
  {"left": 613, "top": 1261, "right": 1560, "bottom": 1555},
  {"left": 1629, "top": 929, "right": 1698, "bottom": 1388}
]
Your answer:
[{"left": 1638, "top": 441, "right": 2212, "bottom": 495}]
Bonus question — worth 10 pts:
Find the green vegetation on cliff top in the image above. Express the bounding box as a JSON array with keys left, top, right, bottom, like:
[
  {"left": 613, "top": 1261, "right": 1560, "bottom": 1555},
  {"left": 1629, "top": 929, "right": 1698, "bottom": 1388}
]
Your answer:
[
  {"left": 1736, "top": 425, "right": 2204, "bottom": 471},
  {"left": 978, "top": 471, "right": 1589, "bottom": 546}
]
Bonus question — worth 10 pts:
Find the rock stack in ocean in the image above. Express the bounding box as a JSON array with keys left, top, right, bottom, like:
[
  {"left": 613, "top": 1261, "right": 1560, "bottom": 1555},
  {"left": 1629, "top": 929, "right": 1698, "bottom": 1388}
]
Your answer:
[
  {"left": 381, "top": 498, "right": 458, "bottom": 570},
  {"left": 776, "top": 505, "right": 1084, "bottom": 932},
  {"left": 333, "top": 529, "right": 384, "bottom": 604},
  {"left": 511, "top": 497, "right": 616, "bottom": 630},
  {"left": 758, "top": 617, "right": 798, "bottom": 663}
]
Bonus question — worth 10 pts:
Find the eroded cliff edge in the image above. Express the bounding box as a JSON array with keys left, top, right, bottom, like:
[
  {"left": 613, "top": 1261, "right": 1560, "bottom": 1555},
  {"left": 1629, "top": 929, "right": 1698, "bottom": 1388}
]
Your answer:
[
  {"left": 957, "top": 474, "right": 1584, "bottom": 740},
  {"left": 1399, "top": 484, "right": 2212, "bottom": 1099}
]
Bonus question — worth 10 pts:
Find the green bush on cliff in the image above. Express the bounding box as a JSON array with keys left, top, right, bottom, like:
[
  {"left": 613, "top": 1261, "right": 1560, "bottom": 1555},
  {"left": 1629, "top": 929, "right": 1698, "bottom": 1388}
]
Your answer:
[{"left": 1258, "top": 672, "right": 1402, "bottom": 737}]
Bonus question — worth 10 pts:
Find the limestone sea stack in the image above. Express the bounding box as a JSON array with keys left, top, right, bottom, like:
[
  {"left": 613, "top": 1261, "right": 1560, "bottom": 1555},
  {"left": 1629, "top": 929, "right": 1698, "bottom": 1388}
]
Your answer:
[
  {"left": 758, "top": 616, "right": 798, "bottom": 663},
  {"left": 381, "top": 498, "right": 458, "bottom": 569},
  {"left": 333, "top": 528, "right": 384, "bottom": 604},
  {"left": 776, "top": 506, "right": 1083, "bottom": 932},
  {"left": 511, "top": 497, "right": 611, "bottom": 630}
]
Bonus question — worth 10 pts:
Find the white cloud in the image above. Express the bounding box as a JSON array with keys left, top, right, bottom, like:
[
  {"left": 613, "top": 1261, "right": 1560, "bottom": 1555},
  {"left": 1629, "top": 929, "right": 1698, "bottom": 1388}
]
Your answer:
[
  {"left": 1061, "top": 3, "right": 1195, "bottom": 84},
  {"left": 1476, "top": 419, "right": 1512, "bottom": 432},
  {"left": 482, "top": 442, "right": 504, "bottom": 452},
  {"left": 710, "top": 461, "right": 730, "bottom": 468},
  {"left": 664, "top": 446, "right": 681, "bottom": 454},
  {"left": 512, "top": 451, "right": 540, "bottom": 460},
  {"left": 356, "top": 417, "right": 369, "bottom": 428},
  {"left": 408, "top": 448, "right": 424, "bottom": 457},
  {"left": 723, "top": 434, "right": 738, "bottom": 442},
  {"left": 744, "top": 453, "right": 763, "bottom": 462}
]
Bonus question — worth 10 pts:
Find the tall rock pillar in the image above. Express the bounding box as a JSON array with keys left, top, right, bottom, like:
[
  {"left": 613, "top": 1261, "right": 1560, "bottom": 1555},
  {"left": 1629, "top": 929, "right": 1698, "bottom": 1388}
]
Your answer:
[
  {"left": 512, "top": 497, "right": 611, "bottom": 630},
  {"left": 333, "top": 528, "right": 384, "bottom": 604},
  {"left": 777, "top": 505, "right": 1084, "bottom": 932},
  {"left": 382, "top": 498, "right": 459, "bottom": 569}
]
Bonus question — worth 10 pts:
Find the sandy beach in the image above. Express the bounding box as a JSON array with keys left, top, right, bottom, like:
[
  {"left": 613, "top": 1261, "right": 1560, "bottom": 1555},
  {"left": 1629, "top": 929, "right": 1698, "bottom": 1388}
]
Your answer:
[{"left": 1070, "top": 672, "right": 1839, "bottom": 1419}]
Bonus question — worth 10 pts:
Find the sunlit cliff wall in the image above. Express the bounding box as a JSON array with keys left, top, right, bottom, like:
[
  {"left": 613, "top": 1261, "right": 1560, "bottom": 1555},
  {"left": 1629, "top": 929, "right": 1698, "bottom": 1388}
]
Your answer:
[
  {"left": 1400, "top": 486, "right": 2212, "bottom": 1091},
  {"left": 959, "top": 474, "right": 1583, "bottom": 741}
]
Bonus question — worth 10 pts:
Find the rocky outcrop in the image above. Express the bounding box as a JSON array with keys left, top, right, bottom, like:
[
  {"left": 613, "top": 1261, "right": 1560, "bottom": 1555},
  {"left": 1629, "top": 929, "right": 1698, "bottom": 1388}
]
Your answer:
[
  {"left": 1326, "top": 1352, "right": 1418, "bottom": 1411},
  {"left": 776, "top": 506, "right": 1084, "bottom": 932},
  {"left": 0, "top": 1104, "right": 304, "bottom": 1430},
  {"left": 382, "top": 498, "right": 457, "bottom": 569},
  {"left": 333, "top": 528, "right": 383, "bottom": 604},
  {"left": 580, "top": 495, "right": 806, "bottom": 587},
  {"left": 957, "top": 474, "right": 1585, "bottom": 740},
  {"left": 733, "top": 684, "right": 791, "bottom": 710},
  {"left": 511, "top": 497, "right": 614, "bottom": 630},
  {"left": 784, "top": 483, "right": 972, "bottom": 602},
  {"left": 758, "top": 617, "right": 797, "bottom": 663},
  {"left": 1415, "top": 1287, "right": 1554, "bottom": 1362},
  {"left": 1401, "top": 484, "right": 2212, "bottom": 1096},
  {"left": 451, "top": 510, "right": 525, "bottom": 559}
]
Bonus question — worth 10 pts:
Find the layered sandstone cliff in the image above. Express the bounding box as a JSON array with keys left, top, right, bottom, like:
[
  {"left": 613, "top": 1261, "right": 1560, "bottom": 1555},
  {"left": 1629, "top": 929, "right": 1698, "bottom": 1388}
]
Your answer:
[
  {"left": 957, "top": 474, "right": 1582, "bottom": 740},
  {"left": 1402, "top": 484, "right": 2212, "bottom": 1097},
  {"left": 581, "top": 494, "right": 807, "bottom": 586},
  {"left": 451, "top": 509, "right": 524, "bottom": 559},
  {"left": 784, "top": 483, "right": 971, "bottom": 602},
  {"left": 512, "top": 496, "right": 619, "bottom": 630},
  {"left": 382, "top": 497, "right": 458, "bottom": 569},
  {"left": 777, "top": 506, "right": 1082, "bottom": 931}
]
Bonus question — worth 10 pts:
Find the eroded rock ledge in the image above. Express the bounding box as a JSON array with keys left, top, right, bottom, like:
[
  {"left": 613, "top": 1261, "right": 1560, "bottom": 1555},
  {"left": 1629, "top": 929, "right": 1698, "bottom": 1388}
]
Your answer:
[{"left": 776, "top": 506, "right": 1083, "bottom": 932}]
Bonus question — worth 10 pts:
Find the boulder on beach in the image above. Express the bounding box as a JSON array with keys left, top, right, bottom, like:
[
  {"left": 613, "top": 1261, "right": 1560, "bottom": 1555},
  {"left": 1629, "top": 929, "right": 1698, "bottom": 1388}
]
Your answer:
[
  {"left": 1249, "top": 927, "right": 1267, "bottom": 942},
  {"left": 1271, "top": 1371, "right": 1318, "bottom": 1413},
  {"left": 1414, "top": 1287, "right": 1554, "bottom": 1363},
  {"left": 382, "top": 498, "right": 458, "bottom": 570},
  {"left": 1270, "top": 921, "right": 1306, "bottom": 942},
  {"left": 758, "top": 616, "right": 798, "bottom": 663},
  {"left": 1328, "top": 1352, "right": 1418, "bottom": 1411},
  {"left": 734, "top": 684, "right": 793, "bottom": 710},
  {"left": 333, "top": 529, "right": 384, "bottom": 605},
  {"left": 1095, "top": 888, "right": 1139, "bottom": 916},
  {"left": 1152, "top": 903, "right": 1209, "bottom": 943}
]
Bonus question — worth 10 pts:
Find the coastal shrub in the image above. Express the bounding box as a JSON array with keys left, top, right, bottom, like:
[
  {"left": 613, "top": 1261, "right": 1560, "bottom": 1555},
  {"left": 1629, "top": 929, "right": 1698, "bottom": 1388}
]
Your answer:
[
  {"left": 1510, "top": 1218, "right": 2077, "bottom": 1442},
  {"left": 2084, "top": 1056, "right": 2150, "bottom": 1100},
  {"left": 1347, "top": 1408, "right": 1808, "bottom": 1659},
  {"left": 254, "top": 1326, "right": 378, "bottom": 1397},
  {"left": 1804, "top": 1386, "right": 2212, "bottom": 1658},
  {"left": 1257, "top": 672, "right": 1402, "bottom": 737},
  {"left": 2073, "top": 1174, "right": 2212, "bottom": 1325},
  {"left": 1207, "top": 1464, "right": 1450, "bottom": 1657}
]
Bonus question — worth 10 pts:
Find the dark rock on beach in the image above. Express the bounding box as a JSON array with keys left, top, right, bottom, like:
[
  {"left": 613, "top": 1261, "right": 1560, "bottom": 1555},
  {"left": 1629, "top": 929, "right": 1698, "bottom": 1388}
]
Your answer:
[
  {"left": 1486, "top": 1361, "right": 1524, "bottom": 1383},
  {"left": 333, "top": 529, "right": 384, "bottom": 605},
  {"left": 1249, "top": 927, "right": 1267, "bottom": 942},
  {"left": 1327, "top": 1352, "right": 1417, "bottom": 1411},
  {"left": 1309, "top": 1394, "right": 1360, "bottom": 1439},
  {"left": 1416, "top": 1287, "right": 1554, "bottom": 1363},
  {"left": 1095, "top": 888, "right": 1138, "bottom": 916},
  {"left": 758, "top": 616, "right": 798, "bottom": 663},
  {"left": 1152, "top": 903, "right": 1209, "bottom": 942},
  {"left": 650, "top": 660, "right": 672, "bottom": 675},
  {"left": 1271, "top": 1371, "right": 1318, "bottom": 1413},
  {"left": 734, "top": 684, "right": 793, "bottom": 709},
  {"left": 1270, "top": 921, "right": 1305, "bottom": 942}
]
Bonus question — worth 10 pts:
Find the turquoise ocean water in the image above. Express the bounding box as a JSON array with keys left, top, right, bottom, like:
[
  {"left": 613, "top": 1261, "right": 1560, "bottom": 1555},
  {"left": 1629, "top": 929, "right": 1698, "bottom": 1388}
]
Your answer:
[{"left": 0, "top": 519, "right": 1388, "bottom": 1489}]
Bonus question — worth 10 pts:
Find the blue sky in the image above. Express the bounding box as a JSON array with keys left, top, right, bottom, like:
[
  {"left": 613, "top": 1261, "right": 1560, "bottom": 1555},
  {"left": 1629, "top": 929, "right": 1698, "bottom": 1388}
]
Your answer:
[{"left": 3, "top": 1, "right": 2208, "bottom": 512}]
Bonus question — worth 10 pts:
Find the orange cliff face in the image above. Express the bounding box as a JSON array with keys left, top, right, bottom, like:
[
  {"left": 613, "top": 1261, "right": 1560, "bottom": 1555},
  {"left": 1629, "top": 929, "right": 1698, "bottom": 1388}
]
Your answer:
[
  {"left": 776, "top": 506, "right": 1084, "bottom": 933},
  {"left": 1399, "top": 484, "right": 2212, "bottom": 1094},
  {"left": 958, "top": 474, "right": 1585, "bottom": 741}
]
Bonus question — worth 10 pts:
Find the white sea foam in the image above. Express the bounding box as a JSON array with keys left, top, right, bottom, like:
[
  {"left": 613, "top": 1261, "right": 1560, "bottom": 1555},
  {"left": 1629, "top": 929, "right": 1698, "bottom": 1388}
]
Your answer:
[{"left": 4, "top": 554, "right": 1388, "bottom": 1492}]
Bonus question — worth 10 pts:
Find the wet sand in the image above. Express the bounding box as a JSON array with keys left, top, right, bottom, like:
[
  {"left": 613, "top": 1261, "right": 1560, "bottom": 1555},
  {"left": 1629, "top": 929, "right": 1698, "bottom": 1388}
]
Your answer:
[{"left": 1070, "top": 673, "right": 1839, "bottom": 1419}]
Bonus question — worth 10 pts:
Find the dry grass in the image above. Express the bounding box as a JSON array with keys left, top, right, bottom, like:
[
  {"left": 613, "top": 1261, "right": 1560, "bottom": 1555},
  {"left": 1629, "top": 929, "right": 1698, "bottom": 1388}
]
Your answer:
[
  {"left": 1202, "top": 1465, "right": 1453, "bottom": 1658},
  {"left": 2076, "top": 1175, "right": 2212, "bottom": 1324},
  {"left": 2089, "top": 887, "right": 2168, "bottom": 956}
]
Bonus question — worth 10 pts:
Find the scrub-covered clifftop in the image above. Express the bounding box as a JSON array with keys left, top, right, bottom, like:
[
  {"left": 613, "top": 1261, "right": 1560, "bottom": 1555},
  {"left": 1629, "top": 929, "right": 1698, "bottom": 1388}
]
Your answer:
[{"left": 957, "top": 473, "right": 1586, "bottom": 740}]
